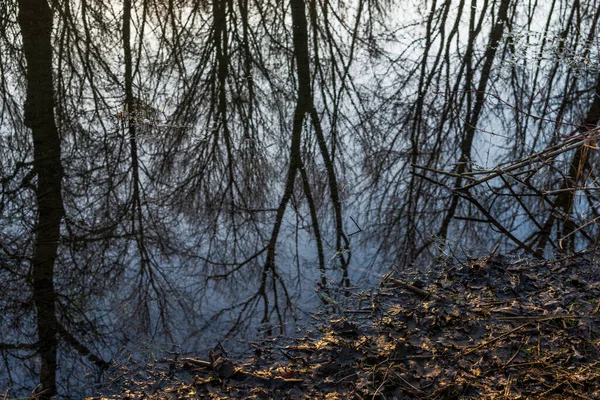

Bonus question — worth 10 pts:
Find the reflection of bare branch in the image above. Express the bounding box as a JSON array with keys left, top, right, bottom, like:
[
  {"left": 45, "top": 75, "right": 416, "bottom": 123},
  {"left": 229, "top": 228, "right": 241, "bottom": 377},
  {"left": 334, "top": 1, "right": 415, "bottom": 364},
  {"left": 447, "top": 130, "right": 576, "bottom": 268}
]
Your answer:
[
  {"left": 413, "top": 135, "right": 594, "bottom": 190},
  {"left": 57, "top": 324, "right": 109, "bottom": 370},
  {"left": 0, "top": 343, "right": 37, "bottom": 351},
  {"left": 460, "top": 137, "right": 591, "bottom": 190},
  {"left": 348, "top": 216, "right": 363, "bottom": 237},
  {"left": 361, "top": 0, "right": 600, "bottom": 265},
  {"left": 414, "top": 129, "right": 600, "bottom": 257},
  {"left": 558, "top": 213, "right": 600, "bottom": 247},
  {"left": 455, "top": 191, "right": 536, "bottom": 255}
]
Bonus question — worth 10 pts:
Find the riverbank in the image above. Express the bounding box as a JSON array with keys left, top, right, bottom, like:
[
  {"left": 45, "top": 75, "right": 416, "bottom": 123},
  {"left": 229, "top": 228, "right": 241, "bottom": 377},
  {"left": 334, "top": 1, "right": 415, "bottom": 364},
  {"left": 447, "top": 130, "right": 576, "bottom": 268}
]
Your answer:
[{"left": 87, "top": 250, "right": 600, "bottom": 399}]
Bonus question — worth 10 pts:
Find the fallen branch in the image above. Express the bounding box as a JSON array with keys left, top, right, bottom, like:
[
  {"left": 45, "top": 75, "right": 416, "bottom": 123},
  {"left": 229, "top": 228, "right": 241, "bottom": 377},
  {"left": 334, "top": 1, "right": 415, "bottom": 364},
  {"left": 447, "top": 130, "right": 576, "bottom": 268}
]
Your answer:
[{"left": 384, "top": 277, "right": 435, "bottom": 300}]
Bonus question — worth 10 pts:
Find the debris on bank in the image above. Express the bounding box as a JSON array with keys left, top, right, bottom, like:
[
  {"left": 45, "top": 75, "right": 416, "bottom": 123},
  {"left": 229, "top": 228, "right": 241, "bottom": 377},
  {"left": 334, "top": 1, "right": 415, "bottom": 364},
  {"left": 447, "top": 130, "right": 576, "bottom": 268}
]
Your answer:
[{"left": 89, "top": 251, "right": 600, "bottom": 399}]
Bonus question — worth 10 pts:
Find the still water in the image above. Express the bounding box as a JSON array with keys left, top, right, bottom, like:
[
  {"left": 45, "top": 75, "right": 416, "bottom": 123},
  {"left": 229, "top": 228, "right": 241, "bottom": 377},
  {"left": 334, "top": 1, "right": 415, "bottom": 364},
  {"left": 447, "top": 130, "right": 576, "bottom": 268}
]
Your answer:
[{"left": 1, "top": 0, "right": 599, "bottom": 397}]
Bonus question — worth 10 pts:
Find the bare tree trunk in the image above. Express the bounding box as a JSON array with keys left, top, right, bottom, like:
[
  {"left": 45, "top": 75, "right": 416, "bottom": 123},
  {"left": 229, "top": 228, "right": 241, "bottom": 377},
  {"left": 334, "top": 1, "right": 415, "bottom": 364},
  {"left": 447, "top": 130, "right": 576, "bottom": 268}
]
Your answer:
[{"left": 18, "top": 0, "right": 64, "bottom": 397}]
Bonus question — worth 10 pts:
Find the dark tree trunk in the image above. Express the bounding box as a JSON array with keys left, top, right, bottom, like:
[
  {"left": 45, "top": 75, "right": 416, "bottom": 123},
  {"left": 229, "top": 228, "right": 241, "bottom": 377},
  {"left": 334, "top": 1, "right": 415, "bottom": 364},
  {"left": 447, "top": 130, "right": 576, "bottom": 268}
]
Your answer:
[
  {"left": 437, "top": 0, "right": 510, "bottom": 243},
  {"left": 18, "top": 0, "right": 64, "bottom": 398},
  {"left": 260, "top": 0, "right": 310, "bottom": 324}
]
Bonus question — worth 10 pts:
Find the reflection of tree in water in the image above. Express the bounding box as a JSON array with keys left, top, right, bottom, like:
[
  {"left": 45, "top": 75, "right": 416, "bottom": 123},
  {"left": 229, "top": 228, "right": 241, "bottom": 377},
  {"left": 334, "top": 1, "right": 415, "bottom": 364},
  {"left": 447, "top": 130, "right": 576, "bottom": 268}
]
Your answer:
[
  {"left": 361, "top": 0, "right": 600, "bottom": 263},
  {"left": 1, "top": 0, "right": 600, "bottom": 396},
  {"left": 16, "top": 0, "right": 64, "bottom": 397}
]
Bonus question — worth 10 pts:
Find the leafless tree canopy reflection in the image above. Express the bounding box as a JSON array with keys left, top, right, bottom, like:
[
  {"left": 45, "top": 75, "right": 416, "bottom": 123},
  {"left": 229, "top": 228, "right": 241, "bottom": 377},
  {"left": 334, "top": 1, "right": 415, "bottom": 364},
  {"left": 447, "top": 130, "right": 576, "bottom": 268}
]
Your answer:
[{"left": 1, "top": 0, "right": 600, "bottom": 396}]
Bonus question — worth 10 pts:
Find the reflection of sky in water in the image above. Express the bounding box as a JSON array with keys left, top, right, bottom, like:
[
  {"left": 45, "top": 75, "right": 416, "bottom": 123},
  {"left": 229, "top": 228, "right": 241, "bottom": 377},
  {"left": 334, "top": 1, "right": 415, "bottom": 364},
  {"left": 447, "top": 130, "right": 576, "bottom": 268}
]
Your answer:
[{"left": 2, "top": 0, "right": 600, "bottom": 396}]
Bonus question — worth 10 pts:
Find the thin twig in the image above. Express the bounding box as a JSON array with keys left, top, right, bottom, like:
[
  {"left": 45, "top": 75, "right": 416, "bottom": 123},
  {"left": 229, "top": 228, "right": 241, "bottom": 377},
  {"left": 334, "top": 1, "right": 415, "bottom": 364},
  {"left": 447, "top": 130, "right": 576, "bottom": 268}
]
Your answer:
[{"left": 459, "top": 323, "right": 531, "bottom": 357}]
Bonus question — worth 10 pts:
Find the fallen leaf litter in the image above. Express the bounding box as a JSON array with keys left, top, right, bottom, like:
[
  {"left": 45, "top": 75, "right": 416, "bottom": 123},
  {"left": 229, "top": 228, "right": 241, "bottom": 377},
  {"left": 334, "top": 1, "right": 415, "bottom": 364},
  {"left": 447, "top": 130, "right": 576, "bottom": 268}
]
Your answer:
[{"left": 89, "top": 250, "right": 600, "bottom": 399}]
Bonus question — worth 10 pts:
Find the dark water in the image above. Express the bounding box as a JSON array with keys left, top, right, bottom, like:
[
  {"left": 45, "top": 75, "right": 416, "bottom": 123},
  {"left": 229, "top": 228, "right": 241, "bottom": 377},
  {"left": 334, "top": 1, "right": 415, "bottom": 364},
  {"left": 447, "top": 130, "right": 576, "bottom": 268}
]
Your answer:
[{"left": 2, "top": 0, "right": 600, "bottom": 397}]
